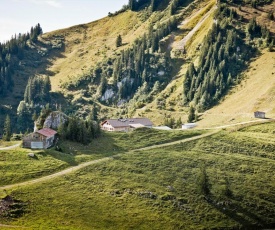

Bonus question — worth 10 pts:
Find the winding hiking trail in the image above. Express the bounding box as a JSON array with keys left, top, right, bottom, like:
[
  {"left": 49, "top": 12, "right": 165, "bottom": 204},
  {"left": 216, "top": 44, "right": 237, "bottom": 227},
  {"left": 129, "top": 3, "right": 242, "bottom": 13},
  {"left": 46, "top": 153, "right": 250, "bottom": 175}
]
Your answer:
[
  {"left": 0, "top": 120, "right": 273, "bottom": 229},
  {"left": 0, "top": 119, "right": 273, "bottom": 192},
  {"left": 133, "top": 129, "right": 219, "bottom": 151},
  {"left": 205, "top": 119, "right": 274, "bottom": 129},
  {"left": 0, "top": 157, "right": 111, "bottom": 191},
  {"left": 0, "top": 224, "right": 27, "bottom": 228},
  {"left": 0, "top": 130, "right": 219, "bottom": 191},
  {"left": 0, "top": 143, "right": 20, "bottom": 151}
]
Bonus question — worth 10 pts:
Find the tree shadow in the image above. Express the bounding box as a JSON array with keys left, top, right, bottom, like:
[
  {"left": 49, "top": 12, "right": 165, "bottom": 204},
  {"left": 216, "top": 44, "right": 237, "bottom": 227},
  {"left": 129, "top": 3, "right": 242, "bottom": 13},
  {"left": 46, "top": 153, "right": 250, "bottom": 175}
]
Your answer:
[
  {"left": 206, "top": 196, "right": 275, "bottom": 229},
  {"left": 37, "top": 149, "right": 78, "bottom": 166}
]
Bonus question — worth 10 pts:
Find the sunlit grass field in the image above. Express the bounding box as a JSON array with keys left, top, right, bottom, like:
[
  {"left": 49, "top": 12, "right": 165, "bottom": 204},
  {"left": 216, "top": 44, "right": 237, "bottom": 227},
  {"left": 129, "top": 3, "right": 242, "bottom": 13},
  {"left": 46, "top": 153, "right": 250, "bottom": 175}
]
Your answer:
[
  {"left": 0, "top": 122, "right": 274, "bottom": 229},
  {"left": 0, "top": 128, "right": 204, "bottom": 186}
]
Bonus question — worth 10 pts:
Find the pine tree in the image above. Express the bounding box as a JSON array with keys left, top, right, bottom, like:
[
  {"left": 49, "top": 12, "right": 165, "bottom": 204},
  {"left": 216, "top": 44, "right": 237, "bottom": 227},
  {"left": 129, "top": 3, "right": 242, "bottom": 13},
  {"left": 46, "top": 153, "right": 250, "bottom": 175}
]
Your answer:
[
  {"left": 43, "top": 76, "right": 51, "bottom": 101},
  {"left": 57, "top": 122, "right": 66, "bottom": 139},
  {"left": 151, "top": 0, "right": 158, "bottom": 11},
  {"left": 98, "top": 74, "right": 107, "bottom": 96},
  {"left": 32, "top": 112, "right": 37, "bottom": 121},
  {"left": 77, "top": 121, "right": 88, "bottom": 144},
  {"left": 3, "top": 115, "right": 11, "bottom": 141},
  {"left": 16, "top": 101, "right": 32, "bottom": 132},
  {"left": 66, "top": 118, "right": 78, "bottom": 141},
  {"left": 116, "top": 34, "right": 122, "bottom": 47},
  {"left": 176, "top": 117, "right": 182, "bottom": 128},
  {"left": 129, "top": 0, "right": 136, "bottom": 10},
  {"left": 187, "top": 106, "right": 195, "bottom": 123},
  {"left": 268, "top": 39, "right": 274, "bottom": 52}
]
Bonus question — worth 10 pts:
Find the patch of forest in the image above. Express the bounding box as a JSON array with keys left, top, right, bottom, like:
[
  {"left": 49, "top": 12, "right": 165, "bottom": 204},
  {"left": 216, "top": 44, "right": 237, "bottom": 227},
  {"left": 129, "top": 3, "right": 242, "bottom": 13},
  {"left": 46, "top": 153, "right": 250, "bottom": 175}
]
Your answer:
[{"left": 183, "top": 1, "right": 274, "bottom": 111}]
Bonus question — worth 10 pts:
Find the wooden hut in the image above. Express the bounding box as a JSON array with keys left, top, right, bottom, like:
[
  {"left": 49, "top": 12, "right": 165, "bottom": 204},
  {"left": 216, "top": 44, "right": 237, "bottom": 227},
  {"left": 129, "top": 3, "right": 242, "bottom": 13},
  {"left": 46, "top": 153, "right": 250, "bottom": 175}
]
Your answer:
[{"left": 23, "top": 128, "right": 57, "bottom": 149}]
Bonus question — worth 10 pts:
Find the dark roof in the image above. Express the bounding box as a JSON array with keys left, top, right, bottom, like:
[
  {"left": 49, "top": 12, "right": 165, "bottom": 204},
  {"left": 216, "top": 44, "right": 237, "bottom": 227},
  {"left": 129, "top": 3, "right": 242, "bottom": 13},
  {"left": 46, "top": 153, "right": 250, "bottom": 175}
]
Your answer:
[
  {"left": 36, "top": 128, "right": 57, "bottom": 137},
  {"left": 102, "top": 118, "right": 153, "bottom": 128}
]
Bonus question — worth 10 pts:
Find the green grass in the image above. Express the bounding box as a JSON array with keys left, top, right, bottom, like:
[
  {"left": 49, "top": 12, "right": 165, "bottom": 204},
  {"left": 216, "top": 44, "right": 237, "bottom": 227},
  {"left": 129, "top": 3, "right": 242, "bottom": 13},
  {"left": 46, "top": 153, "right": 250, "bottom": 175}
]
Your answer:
[
  {"left": 105, "top": 128, "right": 205, "bottom": 150},
  {"left": 1, "top": 123, "right": 275, "bottom": 229},
  {"left": 0, "top": 148, "right": 76, "bottom": 186},
  {"left": 58, "top": 128, "right": 205, "bottom": 163},
  {"left": 0, "top": 141, "right": 20, "bottom": 148},
  {"left": 0, "top": 129, "right": 204, "bottom": 186}
]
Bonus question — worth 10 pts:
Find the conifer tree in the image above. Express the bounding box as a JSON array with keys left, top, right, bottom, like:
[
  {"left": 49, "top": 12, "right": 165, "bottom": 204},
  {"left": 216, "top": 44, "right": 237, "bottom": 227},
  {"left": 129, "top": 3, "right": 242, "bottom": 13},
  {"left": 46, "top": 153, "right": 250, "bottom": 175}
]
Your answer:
[
  {"left": 268, "top": 40, "right": 274, "bottom": 52},
  {"left": 187, "top": 106, "right": 195, "bottom": 123},
  {"left": 116, "top": 34, "right": 122, "bottom": 47},
  {"left": 90, "top": 105, "right": 98, "bottom": 121},
  {"left": 129, "top": 0, "right": 136, "bottom": 10},
  {"left": 151, "top": 0, "right": 158, "bottom": 11},
  {"left": 3, "top": 115, "right": 11, "bottom": 141},
  {"left": 57, "top": 122, "right": 66, "bottom": 139},
  {"left": 176, "top": 117, "right": 182, "bottom": 128}
]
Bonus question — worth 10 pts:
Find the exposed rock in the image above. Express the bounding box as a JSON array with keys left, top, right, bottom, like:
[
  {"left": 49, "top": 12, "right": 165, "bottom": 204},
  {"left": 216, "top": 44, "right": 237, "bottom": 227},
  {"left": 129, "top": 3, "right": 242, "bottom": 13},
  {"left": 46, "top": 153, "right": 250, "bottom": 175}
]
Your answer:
[
  {"left": 43, "top": 111, "right": 68, "bottom": 130},
  {"left": 117, "top": 99, "right": 127, "bottom": 107},
  {"left": 158, "top": 71, "right": 165, "bottom": 76},
  {"left": 160, "top": 194, "right": 176, "bottom": 201},
  {"left": 27, "top": 153, "right": 35, "bottom": 158},
  {"left": 101, "top": 89, "right": 114, "bottom": 101},
  {"left": 167, "top": 185, "right": 175, "bottom": 192},
  {"left": 137, "top": 191, "right": 157, "bottom": 199}
]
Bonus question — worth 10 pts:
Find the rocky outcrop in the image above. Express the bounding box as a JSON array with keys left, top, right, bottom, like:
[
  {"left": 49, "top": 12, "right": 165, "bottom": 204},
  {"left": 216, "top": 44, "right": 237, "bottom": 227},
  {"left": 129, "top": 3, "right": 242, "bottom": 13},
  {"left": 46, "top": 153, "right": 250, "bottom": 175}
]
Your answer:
[
  {"left": 101, "top": 89, "right": 115, "bottom": 101},
  {"left": 43, "top": 111, "right": 68, "bottom": 129}
]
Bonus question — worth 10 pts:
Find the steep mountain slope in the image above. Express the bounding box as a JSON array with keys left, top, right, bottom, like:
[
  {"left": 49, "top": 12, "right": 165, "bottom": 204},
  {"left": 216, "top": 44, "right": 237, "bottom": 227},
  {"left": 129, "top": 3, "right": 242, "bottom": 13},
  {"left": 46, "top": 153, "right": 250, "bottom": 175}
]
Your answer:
[
  {"left": 43, "top": 10, "right": 150, "bottom": 91},
  {"left": 133, "top": 0, "right": 275, "bottom": 126},
  {"left": 0, "top": 0, "right": 274, "bottom": 131},
  {"left": 132, "top": 0, "right": 217, "bottom": 124},
  {"left": 199, "top": 50, "right": 275, "bottom": 128}
]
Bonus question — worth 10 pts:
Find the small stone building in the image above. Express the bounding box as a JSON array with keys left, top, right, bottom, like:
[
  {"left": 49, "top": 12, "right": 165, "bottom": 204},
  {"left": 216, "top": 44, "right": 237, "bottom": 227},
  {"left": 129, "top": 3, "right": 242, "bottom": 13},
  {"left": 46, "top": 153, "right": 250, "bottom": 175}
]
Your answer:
[
  {"left": 23, "top": 128, "right": 57, "bottom": 149},
  {"left": 254, "top": 111, "right": 266, "bottom": 119}
]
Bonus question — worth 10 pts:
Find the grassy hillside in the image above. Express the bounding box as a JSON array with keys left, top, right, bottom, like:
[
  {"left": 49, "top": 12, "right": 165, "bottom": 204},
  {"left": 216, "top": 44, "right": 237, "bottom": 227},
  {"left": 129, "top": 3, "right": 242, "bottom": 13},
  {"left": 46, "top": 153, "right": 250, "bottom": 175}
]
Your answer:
[
  {"left": 198, "top": 49, "right": 275, "bottom": 128},
  {"left": 44, "top": 10, "right": 148, "bottom": 92},
  {"left": 1, "top": 1, "right": 275, "bottom": 229},
  {"left": 0, "top": 0, "right": 274, "bottom": 130},
  {"left": 0, "top": 128, "right": 204, "bottom": 186},
  {"left": 120, "top": 0, "right": 217, "bottom": 125},
  {"left": 134, "top": 0, "right": 275, "bottom": 126},
  {"left": 1, "top": 122, "right": 275, "bottom": 229}
]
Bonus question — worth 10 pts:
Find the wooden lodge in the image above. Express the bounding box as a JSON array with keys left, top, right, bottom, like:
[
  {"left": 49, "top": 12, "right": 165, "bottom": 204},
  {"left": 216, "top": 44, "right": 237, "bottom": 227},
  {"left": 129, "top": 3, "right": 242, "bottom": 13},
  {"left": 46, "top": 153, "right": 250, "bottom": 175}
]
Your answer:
[{"left": 23, "top": 128, "right": 57, "bottom": 149}]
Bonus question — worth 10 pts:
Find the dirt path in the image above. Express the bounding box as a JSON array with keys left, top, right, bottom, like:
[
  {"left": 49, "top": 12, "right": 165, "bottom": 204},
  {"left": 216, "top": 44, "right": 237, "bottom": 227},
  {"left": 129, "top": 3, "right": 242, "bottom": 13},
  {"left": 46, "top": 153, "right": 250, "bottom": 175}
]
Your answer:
[
  {"left": 0, "top": 224, "right": 28, "bottom": 229},
  {"left": 0, "top": 157, "right": 111, "bottom": 191},
  {"left": 133, "top": 129, "right": 219, "bottom": 151},
  {"left": 205, "top": 119, "right": 274, "bottom": 129},
  {"left": 0, "top": 144, "right": 20, "bottom": 151},
  {"left": 0, "top": 131, "right": 219, "bottom": 191},
  {"left": 1, "top": 119, "right": 272, "bottom": 191}
]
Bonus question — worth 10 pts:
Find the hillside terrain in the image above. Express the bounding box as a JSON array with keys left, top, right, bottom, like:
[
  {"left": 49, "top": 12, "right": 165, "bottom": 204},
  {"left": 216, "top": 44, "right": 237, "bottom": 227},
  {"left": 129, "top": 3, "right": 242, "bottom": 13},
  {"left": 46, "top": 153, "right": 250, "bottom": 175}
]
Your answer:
[
  {"left": 0, "top": 0, "right": 275, "bottom": 228},
  {"left": 0, "top": 121, "right": 275, "bottom": 229},
  {"left": 1, "top": 0, "right": 274, "bottom": 131},
  {"left": 199, "top": 50, "right": 275, "bottom": 127}
]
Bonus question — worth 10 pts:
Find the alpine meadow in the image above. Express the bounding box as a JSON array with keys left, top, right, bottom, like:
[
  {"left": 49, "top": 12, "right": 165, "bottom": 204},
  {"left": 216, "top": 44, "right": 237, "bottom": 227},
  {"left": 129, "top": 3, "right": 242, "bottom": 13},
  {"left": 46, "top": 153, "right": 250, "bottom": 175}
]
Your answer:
[{"left": 0, "top": 0, "right": 275, "bottom": 229}]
